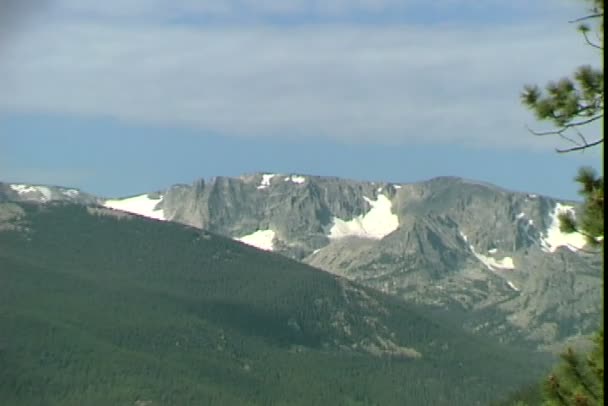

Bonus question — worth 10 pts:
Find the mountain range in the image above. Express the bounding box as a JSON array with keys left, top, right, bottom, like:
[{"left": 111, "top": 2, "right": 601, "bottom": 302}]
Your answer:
[{"left": 1, "top": 173, "right": 602, "bottom": 352}]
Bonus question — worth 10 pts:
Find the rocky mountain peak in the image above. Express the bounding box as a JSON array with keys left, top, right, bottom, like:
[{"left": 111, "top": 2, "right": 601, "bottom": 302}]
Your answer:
[{"left": 107, "top": 173, "right": 600, "bottom": 349}]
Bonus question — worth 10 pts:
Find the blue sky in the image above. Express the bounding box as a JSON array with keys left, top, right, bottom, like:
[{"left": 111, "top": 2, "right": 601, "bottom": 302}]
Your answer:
[{"left": 0, "top": 0, "right": 602, "bottom": 200}]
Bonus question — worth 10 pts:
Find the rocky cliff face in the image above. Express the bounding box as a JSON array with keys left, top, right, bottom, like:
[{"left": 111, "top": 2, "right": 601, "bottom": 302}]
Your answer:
[
  {"left": 1, "top": 174, "right": 600, "bottom": 350},
  {"left": 152, "top": 174, "right": 602, "bottom": 350}
]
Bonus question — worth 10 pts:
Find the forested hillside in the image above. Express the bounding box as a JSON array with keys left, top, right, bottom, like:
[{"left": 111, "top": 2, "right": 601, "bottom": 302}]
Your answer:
[{"left": 0, "top": 202, "right": 550, "bottom": 405}]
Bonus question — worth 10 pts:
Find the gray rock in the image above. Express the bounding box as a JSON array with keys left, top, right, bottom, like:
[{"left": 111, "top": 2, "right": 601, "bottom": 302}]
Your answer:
[{"left": 157, "top": 173, "right": 601, "bottom": 350}]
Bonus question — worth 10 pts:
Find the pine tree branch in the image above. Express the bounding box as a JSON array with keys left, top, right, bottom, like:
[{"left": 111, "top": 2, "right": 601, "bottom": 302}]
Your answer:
[
  {"left": 546, "top": 374, "right": 570, "bottom": 405},
  {"left": 573, "top": 127, "right": 590, "bottom": 147},
  {"left": 582, "top": 30, "right": 603, "bottom": 49},
  {"left": 568, "top": 13, "right": 604, "bottom": 24},
  {"left": 524, "top": 2, "right": 605, "bottom": 403},
  {"left": 594, "top": 31, "right": 603, "bottom": 46},
  {"left": 527, "top": 115, "right": 603, "bottom": 136},
  {"left": 559, "top": 103, "right": 604, "bottom": 121},
  {"left": 525, "top": 125, "right": 582, "bottom": 148},
  {"left": 563, "top": 348, "right": 600, "bottom": 401},
  {"left": 524, "top": 124, "right": 604, "bottom": 153},
  {"left": 562, "top": 114, "right": 603, "bottom": 128},
  {"left": 556, "top": 138, "right": 603, "bottom": 153},
  {"left": 525, "top": 110, "right": 604, "bottom": 153},
  {"left": 560, "top": 220, "right": 604, "bottom": 249}
]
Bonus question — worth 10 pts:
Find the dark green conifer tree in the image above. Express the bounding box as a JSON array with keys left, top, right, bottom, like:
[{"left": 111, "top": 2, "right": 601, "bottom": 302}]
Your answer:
[{"left": 521, "top": 1, "right": 603, "bottom": 405}]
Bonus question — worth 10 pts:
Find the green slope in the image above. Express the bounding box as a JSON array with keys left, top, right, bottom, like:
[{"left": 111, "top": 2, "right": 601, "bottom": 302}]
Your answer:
[{"left": 0, "top": 203, "right": 549, "bottom": 405}]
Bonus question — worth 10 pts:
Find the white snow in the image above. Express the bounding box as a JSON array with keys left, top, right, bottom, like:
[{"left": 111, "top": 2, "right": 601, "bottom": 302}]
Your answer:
[
  {"left": 37, "top": 187, "right": 52, "bottom": 201},
  {"left": 516, "top": 212, "right": 534, "bottom": 226},
  {"left": 10, "top": 184, "right": 38, "bottom": 194},
  {"left": 104, "top": 194, "right": 165, "bottom": 220},
  {"left": 236, "top": 229, "right": 275, "bottom": 251},
  {"left": 328, "top": 195, "right": 399, "bottom": 240},
  {"left": 9, "top": 184, "right": 80, "bottom": 202},
  {"left": 507, "top": 281, "right": 520, "bottom": 292},
  {"left": 473, "top": 251, "right": 515, "bottom": 271},
  {"left": 393, "top": 185, "right": 402, "bottom": 190},
  {"left": 257, "top": 174, "right": 276, "bottom": 189},
  {"left": 488, "top": 248, "right": 497, "bottom": 254},
  {"left": 377, "top": 187, "right": 383, "bottom": 192},
  {"left": 461, "top": 232, "right": 515, "bottom": 271},
  {"left": 284, "top": 175, "right": 306, "bottom": 184},
  {"left": 10, "top": 184, "right": 52, "bottom": 201},
  {"left": 540, "top": 203, "right": 587, "bottom": 253}
]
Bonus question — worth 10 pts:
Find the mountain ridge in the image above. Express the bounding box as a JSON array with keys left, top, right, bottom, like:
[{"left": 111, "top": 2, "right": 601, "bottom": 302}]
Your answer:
[{"left": 0, "top": 173, "right": 601, "bottom": 351}]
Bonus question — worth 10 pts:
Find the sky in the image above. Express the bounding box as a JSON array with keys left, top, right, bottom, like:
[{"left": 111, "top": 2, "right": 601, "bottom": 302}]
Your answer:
[{"left": 0, "top": 0, "right": 603, "bottom": 199}]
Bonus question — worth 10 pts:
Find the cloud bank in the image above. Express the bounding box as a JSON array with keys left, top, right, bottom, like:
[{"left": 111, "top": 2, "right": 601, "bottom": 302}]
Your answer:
[{"left": 0, "top": 0, "right": 600, "bottom": 148}]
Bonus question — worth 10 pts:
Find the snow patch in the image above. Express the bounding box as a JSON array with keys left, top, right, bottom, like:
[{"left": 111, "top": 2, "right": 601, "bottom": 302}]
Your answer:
[
  {"left": 285, "top": 175, "right": 306, "bottom": 184},
  {"left": 393, "top": 185, "right": 402, "bottom": 190},
  {"left": 329, "top": 195, "right": 399, "bottom": 240},
  {"left": 10, "top": 184, "right": 38, "bottom": 194},
  {"left": 488, "top": 248, "right": 497, "bottom": 254},
  {"left": 461, "top": 232, "right": 515, "bottom": 271},
  {"left": 473, "top": 250, "right": 515, "bottom": 271},
  {"left": 236, "top": 229, "right": 275, "bottom": 251},
  {"left": 541, "top": 203, "right": 587, "bottom": 253},
  {"left": 516, "top": 212, "right": 534, "bottom": 226},
  {"left": 104, "top": 194, "right": 165, "bottom": 220},
  {"left": 507, "top": 281, "right": 520, "bottom": 292},
  {"left": 10, "top": 184, "right": 52, "bottom": 201},
  {"left": 63, "top": 189, "right": 80, "bottom": 198},
  {"left": 37, "top": 187, "right": 52, "bottom": 201},
  {"left": 257, "top": 174, "right": 276, "bottom": 189}
]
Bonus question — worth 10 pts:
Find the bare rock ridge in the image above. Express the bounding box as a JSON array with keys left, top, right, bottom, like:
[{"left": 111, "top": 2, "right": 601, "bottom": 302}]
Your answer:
[
  {"left": 1, "top": 174, "right": 601, "bottom": 350},
  {"left": 0, "top": 182, "right": 98, "bottom": 205}
]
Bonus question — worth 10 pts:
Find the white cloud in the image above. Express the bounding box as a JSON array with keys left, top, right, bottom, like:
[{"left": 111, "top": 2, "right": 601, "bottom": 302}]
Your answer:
[
  {"left": 0, "top": 1, "right": 600, "bottom": 148},
  {"left": 49, "top": 0, "right": 578, "bottom": 20}
]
